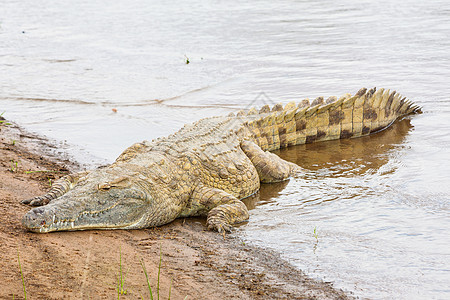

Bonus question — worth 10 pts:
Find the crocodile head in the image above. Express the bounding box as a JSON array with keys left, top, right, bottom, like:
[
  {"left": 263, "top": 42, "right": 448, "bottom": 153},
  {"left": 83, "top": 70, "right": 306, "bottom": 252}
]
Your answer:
[{"left": 22, "top": 168, "right": 169, "bottom": 233}]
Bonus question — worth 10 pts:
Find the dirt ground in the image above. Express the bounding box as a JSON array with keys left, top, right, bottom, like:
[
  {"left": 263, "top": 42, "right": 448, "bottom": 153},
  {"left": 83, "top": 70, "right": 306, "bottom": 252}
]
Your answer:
[{"left": 0, "top": 120, "right": 350, "bottom": 300}]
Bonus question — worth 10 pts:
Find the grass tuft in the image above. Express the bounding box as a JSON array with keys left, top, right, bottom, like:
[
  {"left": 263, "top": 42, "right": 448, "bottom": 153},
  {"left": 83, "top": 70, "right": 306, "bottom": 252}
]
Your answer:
[
  {"left": 140, "top": 245, "right": 176, "bottom": 300},
  {"left": 313, "top": 226, "right": 319, "bottom": 243},
  {"left": 13, "top": 246, "right": 183, "bottom": 300},
  {"left": 0, "top": 111, "right": 12, "bottom": 127},
  {"left": 117, "top": 247, "right": 129, "bottom": 299},
  {"left": 10, "top": 160, "right": 18, "bottom": 172}
]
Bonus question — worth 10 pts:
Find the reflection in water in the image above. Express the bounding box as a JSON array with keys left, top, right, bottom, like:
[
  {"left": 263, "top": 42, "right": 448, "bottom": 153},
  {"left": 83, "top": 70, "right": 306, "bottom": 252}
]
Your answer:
[
  {"left": 242, "top": 180, "right": 289, "bottom": 210},
  {"left": 243, "top": 119, "right": 413, "bottom": 213},
  {"left": 276, "top": 118, "right": 414, "bottom": 177},
  {"left": 251, "top": 118, "right": 414, "bottom": 216},
  {"left": 245, "top": 118, "right": 413, "bottom": 211},
  {"left": 244, "top": 118, "right": 414, "bottom": 217}
]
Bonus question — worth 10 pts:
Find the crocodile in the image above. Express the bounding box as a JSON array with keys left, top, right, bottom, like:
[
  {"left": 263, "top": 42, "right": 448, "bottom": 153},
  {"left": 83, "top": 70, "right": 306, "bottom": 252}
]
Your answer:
[{"left": 22, "top": 87, "right": 421, "bottom": 233}]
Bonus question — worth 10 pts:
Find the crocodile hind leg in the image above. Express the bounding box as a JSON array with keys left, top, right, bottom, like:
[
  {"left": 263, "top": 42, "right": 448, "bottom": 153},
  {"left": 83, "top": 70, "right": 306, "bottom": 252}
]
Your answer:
[
  {"left": 186, "top": 184, "right": 249, "bottom": 233},
  {"left": 22, "top": 171, "right": 89, "bottom": 206},
  {"left": 240, "top": 140, "right": 303, "bottom": 183}
]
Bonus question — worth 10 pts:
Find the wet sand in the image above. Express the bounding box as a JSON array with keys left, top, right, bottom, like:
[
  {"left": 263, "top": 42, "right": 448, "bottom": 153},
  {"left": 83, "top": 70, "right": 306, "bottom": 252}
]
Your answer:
[{"left": 0, "top": 120, "right": 350, "bottom": 299}]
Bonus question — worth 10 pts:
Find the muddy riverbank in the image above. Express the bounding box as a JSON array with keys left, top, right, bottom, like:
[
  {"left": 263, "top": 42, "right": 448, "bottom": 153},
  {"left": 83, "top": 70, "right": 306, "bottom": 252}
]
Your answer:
[{"left": 0, "top": 121, "right": 350, "bottom": 299}]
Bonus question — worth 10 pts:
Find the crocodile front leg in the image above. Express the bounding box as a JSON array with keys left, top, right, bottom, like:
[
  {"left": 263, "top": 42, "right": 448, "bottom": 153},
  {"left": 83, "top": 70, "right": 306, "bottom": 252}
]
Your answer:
[
  {"left": 240, "top": 140, "right": 303, "bottom": 183},
  {"left": 22, "top": 171, "right": 89, "bottom": 206},
  {"left": 182, "top": 184, "right": 249, "bottom": 233}
]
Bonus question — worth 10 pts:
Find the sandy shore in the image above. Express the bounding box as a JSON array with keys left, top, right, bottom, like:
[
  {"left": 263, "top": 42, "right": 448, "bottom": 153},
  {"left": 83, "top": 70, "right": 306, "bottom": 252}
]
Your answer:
[{"left": 0, "top": 120, "right": 350, "bottom": 299}]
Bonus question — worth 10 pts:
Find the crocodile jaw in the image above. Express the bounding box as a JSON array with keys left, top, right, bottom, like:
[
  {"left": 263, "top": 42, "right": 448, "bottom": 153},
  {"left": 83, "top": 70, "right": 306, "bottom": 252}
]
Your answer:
[{"left": 22, "top": 195, "right": 150, "bottom": 233}]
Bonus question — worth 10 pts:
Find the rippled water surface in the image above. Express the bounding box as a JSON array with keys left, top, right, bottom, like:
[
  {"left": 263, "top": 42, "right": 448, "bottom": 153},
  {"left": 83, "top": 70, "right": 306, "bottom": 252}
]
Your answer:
[{"left": 1, "top": 0, "right": 450, "bottom": 298}]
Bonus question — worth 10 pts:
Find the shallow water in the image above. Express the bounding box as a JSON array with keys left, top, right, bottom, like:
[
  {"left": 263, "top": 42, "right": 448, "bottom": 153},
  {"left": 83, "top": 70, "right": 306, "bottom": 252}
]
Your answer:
[{"left": 1, "top": 0, "right": 450, "bottom": 298}]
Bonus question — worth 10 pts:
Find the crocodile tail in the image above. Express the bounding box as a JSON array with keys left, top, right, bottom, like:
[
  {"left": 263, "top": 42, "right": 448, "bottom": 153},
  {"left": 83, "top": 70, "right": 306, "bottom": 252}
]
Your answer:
[{"left": 246, "top": 87, "right": 421, "bottom": 151}]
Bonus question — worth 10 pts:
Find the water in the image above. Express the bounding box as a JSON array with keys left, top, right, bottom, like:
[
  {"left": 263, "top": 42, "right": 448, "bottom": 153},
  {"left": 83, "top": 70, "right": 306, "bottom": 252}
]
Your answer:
[{"left": 1, "top": 0, "right": 450, "bottom": 298}]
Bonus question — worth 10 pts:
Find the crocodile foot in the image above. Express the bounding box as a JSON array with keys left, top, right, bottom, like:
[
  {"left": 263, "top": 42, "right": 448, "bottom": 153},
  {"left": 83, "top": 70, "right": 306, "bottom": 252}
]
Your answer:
[
  {"left": 207, "top": 215, "right": 234, "bottom": 233},
  {"left": 22, "top": 196, "right": 50, "bottom": 206},
  {"left": 206, "top": 200, "right": 248, "bottom": 233}
]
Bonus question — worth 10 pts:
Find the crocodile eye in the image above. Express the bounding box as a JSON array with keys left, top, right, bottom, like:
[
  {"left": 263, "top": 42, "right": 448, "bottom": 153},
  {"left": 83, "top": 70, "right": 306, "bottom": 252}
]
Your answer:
[{"left": 98, "top": 183, "right": 111, "bottom": 191}]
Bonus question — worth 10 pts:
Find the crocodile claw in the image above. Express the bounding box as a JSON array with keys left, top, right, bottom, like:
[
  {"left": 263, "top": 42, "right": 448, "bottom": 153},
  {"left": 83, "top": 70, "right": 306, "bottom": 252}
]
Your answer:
[
  {"left": 21, "top": 198, "right": 32, "bottom": 205},
  {"left": 22, "top": 196, "right": 49, "bottom": 206},
  {"left": 207, "top": 218, "right": 234, "bottom": 234}
]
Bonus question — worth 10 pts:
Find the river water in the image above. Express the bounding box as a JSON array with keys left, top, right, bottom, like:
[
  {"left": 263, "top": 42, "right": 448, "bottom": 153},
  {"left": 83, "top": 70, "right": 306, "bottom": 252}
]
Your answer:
[{"left": 1, "top": 0, "right": 449, "bottom": 298}]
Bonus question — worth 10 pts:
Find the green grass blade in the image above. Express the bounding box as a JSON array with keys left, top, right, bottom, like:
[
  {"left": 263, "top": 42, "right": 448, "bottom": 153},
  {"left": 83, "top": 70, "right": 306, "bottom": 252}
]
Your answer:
[
  {"left": 168, "top": 278, "right": 172, "bottom": 300},
  {"left": 117, "top": 272, "right": 120, "bottom": 300},
  {"left": 140, "top": 259, "right": 154, "bottom": 300},
  {"left": 117, "top": 247, "right": 128, "bottom": 298},
  {"left": 157, "top": 247, "right": 162, "bottom": 300}
]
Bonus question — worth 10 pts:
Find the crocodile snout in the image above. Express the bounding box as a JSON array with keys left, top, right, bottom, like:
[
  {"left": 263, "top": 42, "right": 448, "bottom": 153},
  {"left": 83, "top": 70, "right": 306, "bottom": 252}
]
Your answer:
[{"left": 22, "top": 207, "right": 53, "bottom": 232}]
